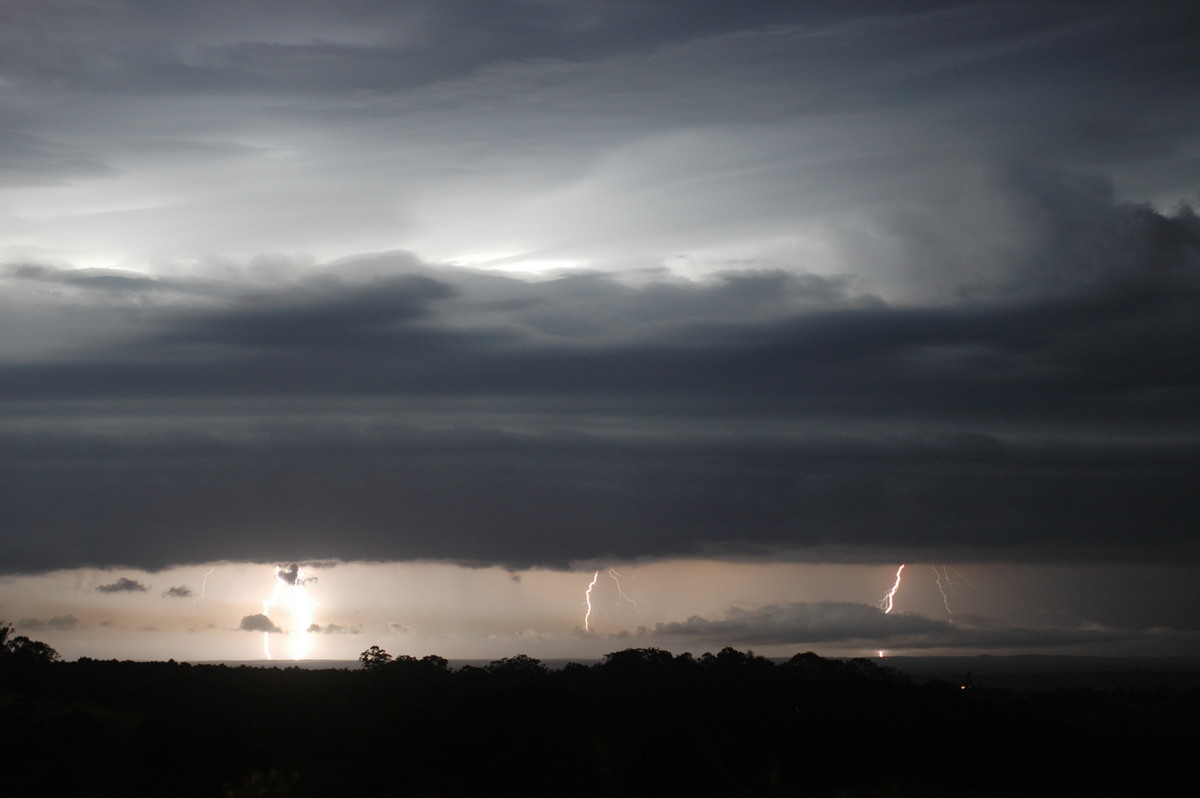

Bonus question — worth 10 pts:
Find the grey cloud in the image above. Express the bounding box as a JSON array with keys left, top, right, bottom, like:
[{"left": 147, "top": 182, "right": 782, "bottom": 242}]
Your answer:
[
  {"left": 655, "top": 602, "right": 947, "bottom": 644},
  {"left": 96, "top": 578, "right": 149, "bottom": 594},
  {"left": 1, "top": 423, "right": 1195, "bottom": 572},
  {"left": 653, "top": 602, "right": 1157, "bottom": 652},
  {"left": 239, "top": 614, "right": 282, "bottom": 633},
  {"left": 2, "top": 2, "right": 1196, "bottom": 288},
  {"left": 8, "top": 264, "right": 169, "bottom": 292},
  {"left": 0, "top": 185, "right": 1198, "bottom": 572},
  {"left": 162, "top": 274, "right": 455, "bottom": 351},
  {"left": 0, "top": 129, "right": 116, "bottom": 185},
  {"left": 5, "top": 187, "right": 1198, "bottom": 414},
  {"left": 275, "top": 563, "right": 316, "bottom": 586},
  {"left": 0, "top": 0, "right": 811, "bottom": 96},
  {"left": 18, "top": 615, "right": 82, "bottom": 632},
  {"left": 163, "top": 586, "right": 192, "bottom": 599},
  {"left": 307, "top": 623, "right": 361, "bottom": 635},
  {"left": 0, "top": 2, "right": 1198, "bottom": 580}
]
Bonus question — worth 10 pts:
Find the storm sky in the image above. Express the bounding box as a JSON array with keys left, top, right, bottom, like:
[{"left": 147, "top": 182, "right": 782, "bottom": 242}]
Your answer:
[{"left": 2, "top": 0, "right": 1199, "bottom": 662}]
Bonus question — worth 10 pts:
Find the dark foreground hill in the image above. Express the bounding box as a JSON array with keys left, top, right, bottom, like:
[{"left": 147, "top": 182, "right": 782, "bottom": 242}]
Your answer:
[{"left": 2, "top": 647, "right": 1197, "bottom": 797}]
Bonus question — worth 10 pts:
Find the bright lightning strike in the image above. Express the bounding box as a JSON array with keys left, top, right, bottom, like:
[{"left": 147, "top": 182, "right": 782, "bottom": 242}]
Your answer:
[
  {"left": 583, "top": 571, "right": 600, "bottom": 633},
  {"left": 879, "top": 564, "right": 906, "bottom": 614},
  {"left": 260, "top": 564, "right": 318, "bottom": 660},
  {"left": 583, "top": 569, "right": 645, "bottom": 633}
]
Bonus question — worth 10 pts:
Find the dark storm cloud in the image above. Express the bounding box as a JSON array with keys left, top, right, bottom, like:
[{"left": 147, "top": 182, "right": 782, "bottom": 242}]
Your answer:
[
  {"left": 239, "top": 614, "right": 282, "bottom": 634},
  {"left": 96, "top": 578, "right": 149, "bottom": 594},
  {"left": 163, "top": 586, "right": 192, "bottom": 599},
  {"left": 0, "top": 1, "right": 942, "bottom": 96},
  {"left": 1, "top": 187, "right": 1198, "bottom": 572},
  {"left": 1, "top": 1, "right": 1199, "bottom": 576}
]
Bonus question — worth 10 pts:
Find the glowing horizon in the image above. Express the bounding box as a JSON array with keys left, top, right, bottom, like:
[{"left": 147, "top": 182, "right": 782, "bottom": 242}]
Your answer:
[{"left": 3, "top": 558, "right": 1198, "bottom": 663}]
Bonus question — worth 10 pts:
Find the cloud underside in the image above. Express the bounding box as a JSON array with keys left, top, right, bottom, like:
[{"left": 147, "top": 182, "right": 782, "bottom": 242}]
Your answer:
[{"left": 1, "top": 2, "right": 1199, "bottom": 575}]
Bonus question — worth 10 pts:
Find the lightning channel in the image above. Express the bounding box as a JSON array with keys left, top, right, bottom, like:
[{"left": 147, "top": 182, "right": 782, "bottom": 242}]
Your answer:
[
  {"left": 583, "top": 571, "right": 600, "bottom": 633},
  {"left": 933, "top": 565, "right": 953, "bottom": 619},
  {"left": 879, "top": 564, "right": 906, "bottom": 614},
  {"left": 607, "top": 569, "right": 644, "bottom": 625},
  {"left": 259, "top": 564, "right": 319, "bottom": 660},
  {"left": 187, "top": 567, "right": 215, "bottom": 609}
]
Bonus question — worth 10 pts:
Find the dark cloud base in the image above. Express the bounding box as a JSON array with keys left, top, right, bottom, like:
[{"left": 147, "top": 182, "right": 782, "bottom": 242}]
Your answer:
[{"left": 2, "top": 422, "right": 1198, "bottom": 573}]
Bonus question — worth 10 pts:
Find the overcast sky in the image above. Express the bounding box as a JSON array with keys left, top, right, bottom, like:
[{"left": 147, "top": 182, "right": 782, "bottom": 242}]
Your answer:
[{"left": 2, "top": 0, "right": 1199, "bottom": 662}]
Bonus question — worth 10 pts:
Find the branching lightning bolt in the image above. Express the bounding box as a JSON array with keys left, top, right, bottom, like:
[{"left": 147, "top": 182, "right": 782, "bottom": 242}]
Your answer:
[
  {"left": 584, "top": 569, "right": 645, "bottom": 633},
  {"left": 607, "top": 569, "right": 644, "bottom": 625},
  {"left": 946, "top": 566, "right": 977, "bottom": 594},
  {"left": 879, "top": 564, "right": 906, "bottom": 614}
]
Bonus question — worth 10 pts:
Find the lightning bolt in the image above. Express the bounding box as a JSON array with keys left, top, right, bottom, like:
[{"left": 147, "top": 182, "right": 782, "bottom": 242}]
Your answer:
[
  {"left": 933, "top": 565, "right": 952, "bottom": 619},
  {"left": 607, "top": 569, "right": 644, "bottom": 626},
  {"left": 260, "top": 564, "right": 318, "bottom": 660},
  {"left": 946, "top": 566, "right": 977, "bottom": 594},
  {"left": 583, "top": 571, "right": 600, "bottom": 632},
  {"left": 879, "top": 564, "right": 906, "bottom": 614},
  {"left": 187, "top": 567, "right": 215, "bottom": 608}
]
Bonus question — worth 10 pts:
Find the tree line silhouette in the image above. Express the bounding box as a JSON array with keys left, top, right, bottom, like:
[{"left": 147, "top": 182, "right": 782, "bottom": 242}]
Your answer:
[{"left": 1, "top": 630, "right": 1197, "bottom": 796}]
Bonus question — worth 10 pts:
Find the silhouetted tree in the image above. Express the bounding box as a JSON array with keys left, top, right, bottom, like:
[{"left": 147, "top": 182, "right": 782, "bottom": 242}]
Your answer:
[
  {"left": 0, "top": 621, "right": 60, "bottom": 663},
  {"left": 6, "top": 635, "right": 61, "bottom": 663},
  {"left": 485, "top": 653, "right": 547, "bottom": 675},
  {"left": 601, "top": 647, "right": 675, "bottom": 671},
  {"left": 358, "top": 645, "right": 392, "bottom": 669}
]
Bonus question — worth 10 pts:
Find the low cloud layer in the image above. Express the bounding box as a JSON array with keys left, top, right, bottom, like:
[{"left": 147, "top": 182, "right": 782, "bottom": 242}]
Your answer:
[{"left": 652, "top": 601, "right": 1175, "bottom": 653}]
